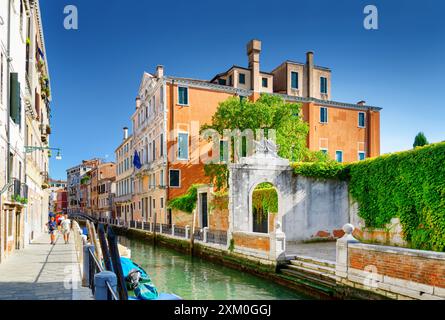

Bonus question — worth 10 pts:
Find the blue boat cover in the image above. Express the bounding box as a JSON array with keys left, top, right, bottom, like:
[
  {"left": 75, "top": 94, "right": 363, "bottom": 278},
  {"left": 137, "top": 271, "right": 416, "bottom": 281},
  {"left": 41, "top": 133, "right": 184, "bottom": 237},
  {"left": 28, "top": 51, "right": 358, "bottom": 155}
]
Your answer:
[{"left": 120, "top": 257, "right": 182, "bottom": 300}]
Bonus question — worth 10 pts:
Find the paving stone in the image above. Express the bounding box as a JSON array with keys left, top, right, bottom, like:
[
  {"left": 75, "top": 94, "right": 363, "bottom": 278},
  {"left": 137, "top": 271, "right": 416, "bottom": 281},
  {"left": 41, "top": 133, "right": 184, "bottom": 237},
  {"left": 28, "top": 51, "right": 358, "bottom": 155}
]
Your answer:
[{"left": 0, "top": 234, "right": 92, "bottom": 300}]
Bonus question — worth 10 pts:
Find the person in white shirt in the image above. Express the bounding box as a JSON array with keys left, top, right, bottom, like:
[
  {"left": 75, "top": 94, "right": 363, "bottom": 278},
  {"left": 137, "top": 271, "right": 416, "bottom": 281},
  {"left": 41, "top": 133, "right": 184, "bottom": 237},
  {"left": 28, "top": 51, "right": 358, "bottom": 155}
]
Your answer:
[{"left": 61, "top": 214, "right": 72, "bottom": 244}]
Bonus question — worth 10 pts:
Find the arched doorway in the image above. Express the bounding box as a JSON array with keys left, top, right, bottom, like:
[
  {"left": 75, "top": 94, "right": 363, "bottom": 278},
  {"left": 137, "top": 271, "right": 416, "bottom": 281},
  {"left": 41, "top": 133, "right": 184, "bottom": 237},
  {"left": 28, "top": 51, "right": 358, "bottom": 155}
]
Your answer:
[{"left": 251, "top": 182, "right": 278, "bottom": 234}]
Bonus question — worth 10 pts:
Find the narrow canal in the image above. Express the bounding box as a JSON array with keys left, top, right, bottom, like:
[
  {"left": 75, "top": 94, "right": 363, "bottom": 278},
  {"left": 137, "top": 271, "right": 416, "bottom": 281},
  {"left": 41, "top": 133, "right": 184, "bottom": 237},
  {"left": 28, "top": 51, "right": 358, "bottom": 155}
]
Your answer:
[{"left": 118, "top": 236, "right": 310, "bottom": 300}]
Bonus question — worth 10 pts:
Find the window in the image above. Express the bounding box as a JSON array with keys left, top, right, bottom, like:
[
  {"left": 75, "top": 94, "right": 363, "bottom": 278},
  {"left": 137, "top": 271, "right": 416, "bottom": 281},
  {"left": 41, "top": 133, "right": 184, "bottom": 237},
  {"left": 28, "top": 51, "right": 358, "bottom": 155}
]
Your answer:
[
  {"left": 336, "top": 151, "right": 343, "bottom": 163},
  {"left": 160, "top": 133, "right": 164, "bottom": 158},
  {"left": 239, "top": 73, "right": 246, "bottom": 85},
  {"left": 178, "top": 133, "right": 189, "bottom": 160},
  {"left": 320, "top": 107, "right": 328, "bottom": 123},
  {"left": 262, "top": 77, "right": 268, "bottom": 88},
  {"left": 152, "top": 140, "right": 156, "bottom": 161},
  {"left": 320, "top": 148, "right": 328, "bottom": 155},
  {"left": 320, "top": 77, "right": 328, "bottom": 94},
  {"left": 358, "top": 152, "right": 366, "bottom": 161},
  {"left": 291, "top": 72, "right": 299, "bottom": 89},
  {"left": 169, "top": 169, "right": 180, "bottom": 187},
  {"left": 220, "top": 140, "right": 229, "bottom": 162},
  {"left": 178, "top": 87, "right": 189, "bottom": 105},
  {"left": 153, "top": 199, "right": 156, "bottom": 210},
  {"left": 228, "top": 75, "right": 233, "bottom": 86},
  {"left": 160, "top": 170, "right": 164, "bottom": 187},
  {"left": 218, "top": 78, "right": 226, "bottom": 85},
  {"left": 160, "top": 198, "right": 164, "bottom": 209},
  {"left": 358, "top": 112, "right": 366, "bottom": 128}
]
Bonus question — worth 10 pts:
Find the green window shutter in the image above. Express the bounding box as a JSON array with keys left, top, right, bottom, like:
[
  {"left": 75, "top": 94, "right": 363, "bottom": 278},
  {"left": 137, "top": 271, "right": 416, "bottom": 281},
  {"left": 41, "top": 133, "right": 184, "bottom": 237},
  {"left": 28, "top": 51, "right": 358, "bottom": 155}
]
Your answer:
[{"left": 10, "top": 73, "right": 21, "bottom": 125}]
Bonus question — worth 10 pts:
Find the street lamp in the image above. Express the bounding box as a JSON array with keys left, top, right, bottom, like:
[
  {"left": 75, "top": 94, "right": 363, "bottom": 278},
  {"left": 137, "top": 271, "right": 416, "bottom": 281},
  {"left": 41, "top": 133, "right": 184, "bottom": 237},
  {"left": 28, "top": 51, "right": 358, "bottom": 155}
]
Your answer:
[{"left": 24, "top": 146, "right": 63, "bottom": 161}]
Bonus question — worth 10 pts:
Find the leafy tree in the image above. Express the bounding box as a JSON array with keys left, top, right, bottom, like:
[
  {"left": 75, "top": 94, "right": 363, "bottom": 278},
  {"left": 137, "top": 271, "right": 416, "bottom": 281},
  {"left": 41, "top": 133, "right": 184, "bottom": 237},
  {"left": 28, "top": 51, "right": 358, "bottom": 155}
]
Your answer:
[
  {"left": 413, "top": 132, "right": 429, "bottom": 148},
  {"left": 201, "top": 94, "right": 326, "bottom": 162},
  {"left": 201, "top": 94, "right": 328, "bottom": 190}
]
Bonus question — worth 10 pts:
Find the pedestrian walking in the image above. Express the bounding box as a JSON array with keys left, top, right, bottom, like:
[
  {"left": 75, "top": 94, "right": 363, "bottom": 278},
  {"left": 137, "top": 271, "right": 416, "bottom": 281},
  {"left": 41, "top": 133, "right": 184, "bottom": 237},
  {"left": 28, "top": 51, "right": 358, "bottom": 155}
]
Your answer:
[
  {"left": 47, "top": 216, "right": 57, "bottom": 245},
  {"left": 61, "top": 214, "right": 71, "bottom": 244}
]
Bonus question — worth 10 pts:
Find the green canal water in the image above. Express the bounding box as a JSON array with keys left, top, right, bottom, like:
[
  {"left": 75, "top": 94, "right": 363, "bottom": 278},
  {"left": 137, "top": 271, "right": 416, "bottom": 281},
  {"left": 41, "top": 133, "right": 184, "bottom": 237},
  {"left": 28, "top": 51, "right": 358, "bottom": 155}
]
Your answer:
[{"left": 119, "top": 236, "right": 309, "bottom": 300}]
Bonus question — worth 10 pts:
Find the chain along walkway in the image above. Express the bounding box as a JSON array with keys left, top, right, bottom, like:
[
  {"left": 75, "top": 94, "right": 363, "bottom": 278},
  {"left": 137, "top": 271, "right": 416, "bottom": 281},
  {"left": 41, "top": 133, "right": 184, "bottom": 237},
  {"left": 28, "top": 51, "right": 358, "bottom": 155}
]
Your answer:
[{"left": 0, "top": 232, "right": 92, "bottom": 300}]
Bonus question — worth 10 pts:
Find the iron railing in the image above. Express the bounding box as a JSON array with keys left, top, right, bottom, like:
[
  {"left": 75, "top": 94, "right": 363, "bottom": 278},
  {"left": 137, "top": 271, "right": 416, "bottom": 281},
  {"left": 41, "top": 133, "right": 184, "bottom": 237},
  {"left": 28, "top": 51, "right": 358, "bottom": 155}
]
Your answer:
[
  {"left": 87, "top": 247, "right": 118, "bottom": 300},
  {"left": 207, "top": 229, "right": 228, "bottom": 245}
]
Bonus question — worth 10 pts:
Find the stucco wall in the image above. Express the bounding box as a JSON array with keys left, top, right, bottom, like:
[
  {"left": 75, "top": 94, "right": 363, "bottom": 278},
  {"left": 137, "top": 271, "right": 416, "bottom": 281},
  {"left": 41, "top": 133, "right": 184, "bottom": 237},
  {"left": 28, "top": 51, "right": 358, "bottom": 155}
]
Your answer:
[
  {"left": 229, "top": 149, "right": 349, "bottom": 244},
  {"left": 283, "top": 176, "right": 349, "bottom": 241}
]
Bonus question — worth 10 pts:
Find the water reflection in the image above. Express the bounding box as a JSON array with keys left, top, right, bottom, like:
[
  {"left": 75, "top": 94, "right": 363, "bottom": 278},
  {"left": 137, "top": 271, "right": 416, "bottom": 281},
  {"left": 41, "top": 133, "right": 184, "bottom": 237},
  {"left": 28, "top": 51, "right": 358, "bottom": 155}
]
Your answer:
[{"left": 119, "top": 236, "right": 308, "bottom": 300}]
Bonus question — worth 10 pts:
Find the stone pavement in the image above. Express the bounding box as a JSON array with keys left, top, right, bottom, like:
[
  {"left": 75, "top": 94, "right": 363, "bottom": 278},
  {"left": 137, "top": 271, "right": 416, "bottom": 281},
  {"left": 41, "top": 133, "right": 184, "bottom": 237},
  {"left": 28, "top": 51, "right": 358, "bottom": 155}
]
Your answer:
[
  {"left": 0, "top": 232, "right": 93, "bottom": 300},
  {"left": 286, "top": 241, "right": 337, "bottom": 263}
]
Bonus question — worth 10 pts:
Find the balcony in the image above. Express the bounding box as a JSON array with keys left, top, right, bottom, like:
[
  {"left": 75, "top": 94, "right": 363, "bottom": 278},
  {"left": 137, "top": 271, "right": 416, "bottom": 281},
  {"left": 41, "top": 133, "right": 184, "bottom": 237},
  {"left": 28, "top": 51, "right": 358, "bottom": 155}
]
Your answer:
[
  {"left": 41, "top": 171, "right": 50, "bottom": 189},
  {"left": 40, "top": 124, "right": 51, "bottom": 143},
  {"left": 8, "top": 179, "right": 29, "bottom": 206}
]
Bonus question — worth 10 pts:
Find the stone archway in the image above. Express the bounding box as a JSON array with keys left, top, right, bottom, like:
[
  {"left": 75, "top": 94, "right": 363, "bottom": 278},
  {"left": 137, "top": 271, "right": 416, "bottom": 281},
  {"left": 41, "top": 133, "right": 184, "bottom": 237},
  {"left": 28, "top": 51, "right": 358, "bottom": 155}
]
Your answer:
[{"left": 228, "top": 140, "right": 292, "bottom": 260}]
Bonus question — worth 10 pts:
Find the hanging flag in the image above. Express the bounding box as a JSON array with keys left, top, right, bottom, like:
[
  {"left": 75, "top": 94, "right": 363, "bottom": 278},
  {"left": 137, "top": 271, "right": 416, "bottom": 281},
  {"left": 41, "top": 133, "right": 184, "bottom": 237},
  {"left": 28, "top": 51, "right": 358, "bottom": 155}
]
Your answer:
[{"left": 133, "top": 150, "right": 142, "bottom": 169}]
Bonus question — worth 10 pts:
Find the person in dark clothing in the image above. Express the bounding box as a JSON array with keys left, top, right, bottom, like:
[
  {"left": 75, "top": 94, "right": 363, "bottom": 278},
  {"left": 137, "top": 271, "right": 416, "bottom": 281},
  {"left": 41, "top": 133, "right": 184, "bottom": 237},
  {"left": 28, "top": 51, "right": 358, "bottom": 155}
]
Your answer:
[{"left": 47, "top": 216, "right": 57, "bottom": 245}]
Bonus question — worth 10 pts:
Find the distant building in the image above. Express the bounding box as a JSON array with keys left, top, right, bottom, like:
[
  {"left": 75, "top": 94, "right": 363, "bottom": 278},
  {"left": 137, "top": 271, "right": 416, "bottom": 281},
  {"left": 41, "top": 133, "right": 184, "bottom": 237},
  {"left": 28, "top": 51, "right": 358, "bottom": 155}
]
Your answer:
[
  {"left": 66, "top": 159, "right": 100, "bottom": 213},
  {"left": 114, "top": 128, "right": 134, "bottom": 220}
]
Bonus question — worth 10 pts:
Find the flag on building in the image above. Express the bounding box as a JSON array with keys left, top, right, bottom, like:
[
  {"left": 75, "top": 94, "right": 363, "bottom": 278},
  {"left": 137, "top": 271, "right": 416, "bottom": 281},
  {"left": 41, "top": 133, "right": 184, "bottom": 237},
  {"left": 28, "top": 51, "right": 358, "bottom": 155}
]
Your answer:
[{"left": 133, "top": 150, "right": 142, "bottom": 169}]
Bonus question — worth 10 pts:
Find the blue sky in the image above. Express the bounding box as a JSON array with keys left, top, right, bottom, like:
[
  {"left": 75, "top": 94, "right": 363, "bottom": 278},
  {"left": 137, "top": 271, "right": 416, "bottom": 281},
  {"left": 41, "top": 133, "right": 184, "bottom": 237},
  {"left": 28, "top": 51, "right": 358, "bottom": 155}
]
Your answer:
[{"left": 40, "top": 0, "right": 445, "bottom": 180}]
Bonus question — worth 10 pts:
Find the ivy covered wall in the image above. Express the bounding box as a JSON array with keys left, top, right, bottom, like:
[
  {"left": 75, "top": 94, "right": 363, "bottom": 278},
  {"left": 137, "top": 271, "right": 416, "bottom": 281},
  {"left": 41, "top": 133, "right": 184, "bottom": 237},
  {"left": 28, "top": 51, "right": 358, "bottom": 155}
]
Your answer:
[{"left": 293, "top": 142, "right": 445, "bottom": 251}]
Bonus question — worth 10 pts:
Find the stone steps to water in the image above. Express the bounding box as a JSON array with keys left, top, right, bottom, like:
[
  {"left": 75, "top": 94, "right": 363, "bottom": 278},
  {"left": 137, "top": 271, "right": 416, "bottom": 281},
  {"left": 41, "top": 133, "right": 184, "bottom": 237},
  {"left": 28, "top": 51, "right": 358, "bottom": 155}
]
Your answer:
[
  {"left": 289, "top": 260, "right": 336, "bottom": 275},
  {"left": 291, "top": 255, "right": 336, "bottom": 269},
  {"left": 280, "top": 268, "right": 337, "bottom": 289},
  {"left": 279, "top": 255, "right": 338, "bottom": 288}
]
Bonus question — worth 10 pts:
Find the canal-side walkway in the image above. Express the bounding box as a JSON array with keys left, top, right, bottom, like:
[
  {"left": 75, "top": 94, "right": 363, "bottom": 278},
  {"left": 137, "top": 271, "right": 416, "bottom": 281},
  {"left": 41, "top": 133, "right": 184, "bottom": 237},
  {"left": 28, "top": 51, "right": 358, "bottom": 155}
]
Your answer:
[{"left": 0, "top": 233, "right": 92, "bottom": 300}]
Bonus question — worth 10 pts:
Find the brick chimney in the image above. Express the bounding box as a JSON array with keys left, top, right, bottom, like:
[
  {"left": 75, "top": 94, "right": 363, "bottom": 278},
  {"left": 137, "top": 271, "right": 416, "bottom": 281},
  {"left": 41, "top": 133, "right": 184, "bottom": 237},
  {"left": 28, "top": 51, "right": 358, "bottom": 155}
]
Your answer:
[
  {"left": 123, "top": 127, "right": 128, "bottom": 140},
  {"left": 156, "top": 65, "right": 164, "bottom": 78},
  {"left": 247, "top": 39, "right": 261, "bottom": 92},
  {"left": 306, "top": 51, "right": 314, "bottom": 98}
]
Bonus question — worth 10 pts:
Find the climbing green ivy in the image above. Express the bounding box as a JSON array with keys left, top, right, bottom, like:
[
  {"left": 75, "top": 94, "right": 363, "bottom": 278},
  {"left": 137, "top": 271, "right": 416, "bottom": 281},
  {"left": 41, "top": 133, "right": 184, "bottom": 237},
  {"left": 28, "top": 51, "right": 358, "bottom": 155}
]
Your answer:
[
  {"left": 348, "top": 142, "right": 445, "bottom": 251},
  {"left": 292, "top": 142, "right": 445, "bottom": 252},
  {"left": 292, "top": 161, "right": 349, "bottom": 180},
  {"left": 168, "top": 185, "right": 203, "bottom": 214}
]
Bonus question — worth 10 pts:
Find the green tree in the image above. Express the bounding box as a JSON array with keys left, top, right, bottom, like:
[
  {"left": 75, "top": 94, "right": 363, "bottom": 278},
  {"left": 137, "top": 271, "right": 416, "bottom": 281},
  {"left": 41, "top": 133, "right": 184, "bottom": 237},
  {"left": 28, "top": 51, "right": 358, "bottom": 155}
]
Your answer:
[
  {"left": 413, "top": 132, "right": 429, "bottom": 148},
  {"left": 201, "top": 94, "right": 325, "bottom": 162},
  {"left": 201, "top": 94, "right": 328, "bottom": 190}
]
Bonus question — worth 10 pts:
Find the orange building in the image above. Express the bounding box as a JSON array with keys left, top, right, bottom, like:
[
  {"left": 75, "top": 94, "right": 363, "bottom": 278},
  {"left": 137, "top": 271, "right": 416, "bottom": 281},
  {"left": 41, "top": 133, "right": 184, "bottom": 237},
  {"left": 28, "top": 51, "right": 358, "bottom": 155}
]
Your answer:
[{"left": 127, "top": 39, "right": 381, "bottom": 226}]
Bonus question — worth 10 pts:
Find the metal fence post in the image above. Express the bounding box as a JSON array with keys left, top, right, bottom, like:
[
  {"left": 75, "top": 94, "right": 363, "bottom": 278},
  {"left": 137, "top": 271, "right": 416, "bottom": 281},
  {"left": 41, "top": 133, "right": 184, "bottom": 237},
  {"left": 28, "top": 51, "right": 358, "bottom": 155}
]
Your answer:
[
  {"left": 82, "top": 244, "right": 95, "bottom": 287},
  {"left": 94, "top": 271, "right": 117, "bottom": 300}
]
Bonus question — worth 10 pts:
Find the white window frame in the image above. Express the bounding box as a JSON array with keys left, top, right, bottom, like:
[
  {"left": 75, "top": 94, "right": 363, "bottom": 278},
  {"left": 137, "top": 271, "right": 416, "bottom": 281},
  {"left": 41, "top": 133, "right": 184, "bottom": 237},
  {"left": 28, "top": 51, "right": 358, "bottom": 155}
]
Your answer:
[
  {"left": 358, "top": 112, "right": 366, "bottom": 128},
  {"left": 335, "top": 150, "right": 343, "bottom": 163},
  {"left": 169, "top": 169, "right": 181, "bottom": 188},
  {"left": 291, "top": 71, "right": 299, "bottom": 90},
  {"left": 358, "top": 151, "right": 366, "bottom": 161},
  {"left": 177, "top": 86, "right": 189, "bottom": 106},
  {"left": 320, "top": 76, "right": 328, "bottom": 94},
  {"left": 320, "top": 107, "right": 328, "bottom": 124},
  {"left": 177, "top": 132, "right": 189, "bottom": 161}
]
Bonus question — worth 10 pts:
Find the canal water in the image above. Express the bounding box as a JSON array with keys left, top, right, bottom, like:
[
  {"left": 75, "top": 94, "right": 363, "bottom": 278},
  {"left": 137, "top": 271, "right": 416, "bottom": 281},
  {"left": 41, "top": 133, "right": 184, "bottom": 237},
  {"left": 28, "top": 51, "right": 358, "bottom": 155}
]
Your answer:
[{"left": 119, "top": 236, "right": 309, "bottom": 300}]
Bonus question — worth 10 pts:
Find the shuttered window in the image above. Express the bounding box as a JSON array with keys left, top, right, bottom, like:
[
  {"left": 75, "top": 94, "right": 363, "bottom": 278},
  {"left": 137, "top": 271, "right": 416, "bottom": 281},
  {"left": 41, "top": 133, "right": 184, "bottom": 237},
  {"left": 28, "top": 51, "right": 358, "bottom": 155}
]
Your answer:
[{"left": 10, "top": 73, "right": 21, "bottom": 126}]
